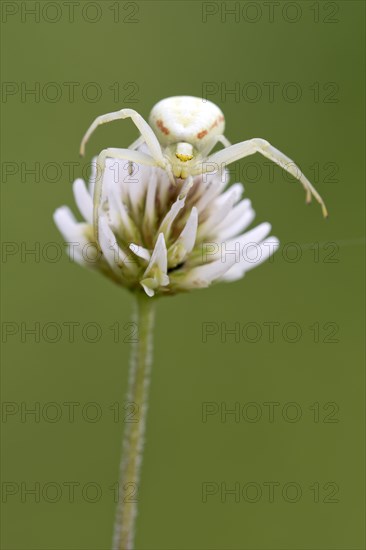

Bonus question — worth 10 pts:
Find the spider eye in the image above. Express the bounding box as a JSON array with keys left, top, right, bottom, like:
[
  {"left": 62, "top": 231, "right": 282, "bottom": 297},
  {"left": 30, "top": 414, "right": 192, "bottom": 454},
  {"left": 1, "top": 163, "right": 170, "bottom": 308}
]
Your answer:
[
  {"left": 175, "top": 142, "right": 194, "bottom": 162},
  {"left": 175, "top": 153, "right": 193, "bottom": 162}
]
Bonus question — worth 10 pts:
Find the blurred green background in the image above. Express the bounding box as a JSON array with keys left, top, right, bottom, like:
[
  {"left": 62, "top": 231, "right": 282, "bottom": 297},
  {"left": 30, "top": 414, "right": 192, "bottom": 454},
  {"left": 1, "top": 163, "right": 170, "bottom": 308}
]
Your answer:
[{"left": 1, "top": 1, "right": 365, "bottom": 549}]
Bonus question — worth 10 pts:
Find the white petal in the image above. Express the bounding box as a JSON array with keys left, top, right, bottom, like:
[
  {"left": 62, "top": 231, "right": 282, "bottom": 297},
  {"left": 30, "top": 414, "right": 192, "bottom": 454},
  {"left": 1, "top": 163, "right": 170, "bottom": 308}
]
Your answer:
[
  {"left": 144, "top": 233, "right": 168, "bottom": 277},
  {"left": 217, "top": 264, "right": 245, "bottom": 282},
  {"left": 199, "top": 222, "right": 273, "bottom": 264},
  {"left": 214, "top": 199, "right": 255, "bottom": 240},
  {"left": 227, "top": 222, "right": 272, "bottom": 251},
  {"left": 140, "top": 233, "right": 169, "bottom": 296},
  {"left": 102, "top": 157, "right": 143, "bottom": 212},
  {"left": 214, "top": 183, "right": 243, "bottom": 207},
  {"left": 197, "top": 183, "right": 243, "bottom": 238},
  {"left": 54, "top": 206, "right": 80, "bottom": 242},
  {"left": 53, "top": 207, "right": 92, "bottom": 267},
  {"left": 193, "top": 173, "right": 227, "bottom": 214},
  {"left": 167, "top": 207, "right": 198, "bottom": 267},
  {"left": 176, "top": 207, "right": 198, "bottom": 254},
  {"left": 221, "top": 236, "right": 280, "bottom": 282},
  {"left": 98, "top": 217, "right": 127, "bottom": 276},
  {"left": 179, "top": 256, "right": 237, "bottom": 289},
  {"left": 241, "top": 236, "right": 280, "bottom": 271},
  {"left": 73, "top": 178, "right": 93, "bottom": 225},
  {"left": 103, "top": 158, "right": 129, "bottom": 203},
  {"left": 129, "top": 243, "right": 151, "bottom": 262},
  {"left": 155, "top": 167, "right": 173, "bottom": 210},
  {"left": 127, "top": 164, "right": 148, "bottom": 219},
  {"left": 144, "top": 171, "right": 157, "bottom": 227},
  {"left": 140, "top": 282, "right": 155, "bottom": 298},
  {"left": 108, "top": 183, "right": 139, "bottom": 242},
  {"left": 157, "top": 196, "right": 185, "bottom": 240}
]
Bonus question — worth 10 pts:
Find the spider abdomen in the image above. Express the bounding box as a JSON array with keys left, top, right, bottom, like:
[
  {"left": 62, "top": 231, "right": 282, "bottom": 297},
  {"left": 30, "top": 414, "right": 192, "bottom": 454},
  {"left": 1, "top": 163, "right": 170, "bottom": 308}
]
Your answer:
[{"left": 149, "top": 96, "right": 225, "bottom": 149}]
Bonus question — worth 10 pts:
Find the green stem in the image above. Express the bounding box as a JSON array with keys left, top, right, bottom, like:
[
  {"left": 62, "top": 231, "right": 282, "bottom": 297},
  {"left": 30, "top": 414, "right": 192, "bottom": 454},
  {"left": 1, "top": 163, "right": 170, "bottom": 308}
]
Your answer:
[{"left": 112, "top": 292, "right": 156, "bottom": 550}]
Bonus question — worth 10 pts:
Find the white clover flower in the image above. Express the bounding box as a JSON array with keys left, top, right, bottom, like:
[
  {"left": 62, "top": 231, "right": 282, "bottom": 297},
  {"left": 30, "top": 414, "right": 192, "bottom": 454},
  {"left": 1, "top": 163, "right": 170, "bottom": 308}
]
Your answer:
[
  {"left": 54, "top": 148, "right": 279, "bottom": 297},
  {"left": 53, "top": 98, "right": 328, "bottom": 550}
]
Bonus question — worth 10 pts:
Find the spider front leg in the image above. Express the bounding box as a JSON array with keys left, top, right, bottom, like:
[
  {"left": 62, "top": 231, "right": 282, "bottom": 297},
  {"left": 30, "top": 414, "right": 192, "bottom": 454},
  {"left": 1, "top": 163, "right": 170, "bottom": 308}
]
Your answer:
[
  {"left": 80, "top": 108, "right": 175, "bottom": 184},
  {"left": 178, "top": 175, "right": 194, "bottom": 199},
  {"left": 127, "top": 136, "right": 145, "bottom": 175},
  {"left": 93, "top": 147, "right": 161, "bottom": 243},
  {"left": 80, "top": 107, "right": 163, "bottom": 159},
  {"left": 204, "top": 138, "right": 328, "bottom": 217},
  {"left": 128, "top": 135, "right": 145, "bottom": 151}
]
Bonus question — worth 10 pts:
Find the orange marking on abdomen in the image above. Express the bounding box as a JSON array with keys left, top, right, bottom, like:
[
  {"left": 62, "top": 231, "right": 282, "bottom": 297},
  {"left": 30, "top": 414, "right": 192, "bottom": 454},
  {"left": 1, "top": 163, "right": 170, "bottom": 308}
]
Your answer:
[
  {"left": 197, "top": 130, "right": 208, "bottom": 139},
  {"left": 156, "top": 119, "right": 169, "bottom": 135},
  {"left": 210, "top": 116, "right": 225, "bottom": 129}
]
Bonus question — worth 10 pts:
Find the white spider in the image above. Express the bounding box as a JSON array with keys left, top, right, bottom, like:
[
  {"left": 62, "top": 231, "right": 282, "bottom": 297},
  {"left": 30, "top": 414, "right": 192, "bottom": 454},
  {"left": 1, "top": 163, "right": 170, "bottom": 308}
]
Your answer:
[{"left": 79, "top": 96, "right": 328, "bottom": 241}]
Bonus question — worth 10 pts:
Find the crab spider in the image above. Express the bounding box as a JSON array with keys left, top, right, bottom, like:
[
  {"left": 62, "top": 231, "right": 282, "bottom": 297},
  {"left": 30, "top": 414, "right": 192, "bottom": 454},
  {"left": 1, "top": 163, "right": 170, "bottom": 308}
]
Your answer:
[{"left": 80, "top": 96, "right": 328, "bottom": 242}]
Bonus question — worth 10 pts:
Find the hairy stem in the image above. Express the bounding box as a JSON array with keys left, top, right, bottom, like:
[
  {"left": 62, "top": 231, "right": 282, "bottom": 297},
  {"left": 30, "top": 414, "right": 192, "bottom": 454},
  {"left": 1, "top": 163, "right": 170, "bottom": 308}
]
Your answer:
[{"left": 112, "top": 292, "right": 155, "bottom": 550}]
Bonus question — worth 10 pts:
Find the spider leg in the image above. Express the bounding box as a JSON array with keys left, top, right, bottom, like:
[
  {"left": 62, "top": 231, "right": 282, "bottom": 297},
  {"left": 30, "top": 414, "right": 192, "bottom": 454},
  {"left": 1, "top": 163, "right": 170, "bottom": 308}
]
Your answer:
[
  {"left": 127, "top": 136, "right": 145, "bottom": 175},
  {"left": 203, "top": 138, "right": 328, "bottom": 217},
  {"left": 80, "top": 107, "right": 175, "bottom": 184},
  {"left": 128, "top": 135, "right": 145, "bottom": 150},
  {"left": 93, "top": 147, "right": 160, "bottom": 243},
  {"left": 178, "top": 175, "right": 194, "bottom": 199},
  {"left": 80, "top": 108, "right": 165, "bottom": 164},
  {"left": 200, "top": 134, "right": 231, "bottom": 157},
  {"left": 217, "top": 135, "right": 231, "bottom": 148}
]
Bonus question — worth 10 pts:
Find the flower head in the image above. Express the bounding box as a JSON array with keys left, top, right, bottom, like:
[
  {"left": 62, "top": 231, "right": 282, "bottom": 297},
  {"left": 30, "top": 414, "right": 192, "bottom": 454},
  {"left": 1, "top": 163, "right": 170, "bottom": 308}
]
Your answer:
[{"left": 54, "top": 148, "right": 279, "bottom": 297}]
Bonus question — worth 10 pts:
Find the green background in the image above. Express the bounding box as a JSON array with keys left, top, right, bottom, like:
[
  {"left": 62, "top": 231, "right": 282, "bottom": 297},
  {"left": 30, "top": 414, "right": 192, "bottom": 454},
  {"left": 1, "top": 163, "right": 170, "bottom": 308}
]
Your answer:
[{"left": 1, "top": 1, "right": 365, "bottom": 548}]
